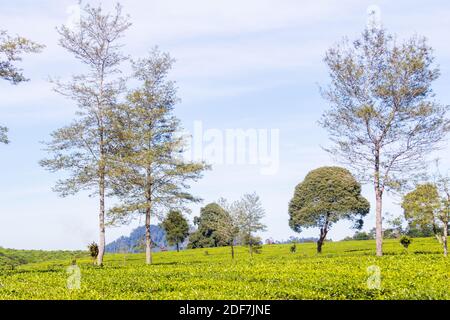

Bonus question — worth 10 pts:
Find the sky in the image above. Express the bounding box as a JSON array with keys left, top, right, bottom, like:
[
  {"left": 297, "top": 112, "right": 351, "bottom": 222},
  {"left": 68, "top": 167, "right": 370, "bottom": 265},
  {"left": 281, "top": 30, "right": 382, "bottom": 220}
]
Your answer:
[{"left": 1, "top": 0, "right": 450, "bottom": 250}]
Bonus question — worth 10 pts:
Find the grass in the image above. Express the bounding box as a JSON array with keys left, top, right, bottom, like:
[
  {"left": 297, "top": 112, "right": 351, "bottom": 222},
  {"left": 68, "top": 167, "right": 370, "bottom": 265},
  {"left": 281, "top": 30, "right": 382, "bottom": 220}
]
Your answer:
[
  {"left": 0, "top": 238, "right": 449, "bottom": 300},
  {"left": 0, "top": 247, "right": 86, "bottom": 269}
]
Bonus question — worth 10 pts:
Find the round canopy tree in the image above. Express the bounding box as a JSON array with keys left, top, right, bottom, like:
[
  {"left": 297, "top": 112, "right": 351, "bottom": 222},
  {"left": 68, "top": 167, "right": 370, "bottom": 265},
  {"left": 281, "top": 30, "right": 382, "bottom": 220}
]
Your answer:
[
  {"left": 402, "top": 183, "right": 449, "bottom": 256},
  {"left": 162, "top": 210, "right": 190, "bottom": 252},
  {"left": 288, "top": 166, "right": 370, "bottom": 253},
  {"left": 187, "top": 203, "right": 230, "bottom": 248}
]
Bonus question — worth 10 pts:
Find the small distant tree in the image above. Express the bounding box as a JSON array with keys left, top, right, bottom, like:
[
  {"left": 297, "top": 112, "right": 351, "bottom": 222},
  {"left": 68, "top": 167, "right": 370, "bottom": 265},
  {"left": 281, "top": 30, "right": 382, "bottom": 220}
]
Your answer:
[
  {"left": 88, "top": 242, "right": 99, "bottom": 265},
  {"left": 162, "top": 210, "right": 189, "bottom": 252},
  {"left": 402, "top": 182, "right": 449, "bottom": 256},
  {"left": 290, "top": 242, "right": 297, "bottom": 253},
  {"left": 435, "top": 168, "right": 450, "bottom": 257},
  {"left": 188, "top": 203, "right": 230, "bottom": 249},
  {"left": 289, "top": 167, "right": 370, "bottom": 253},
  {"left": 400, "top": 235, "right": 412, "bottom": 249},
  {"left": 250, "top": 237, "right": 263, "bottom": 254},
  {"left": 1, "top": 30, "right": 43, "bottom": 143},
  {"left": 384, "top": 215, "right": 405, "bottom": 239},
  {"left": 402, "top": 184, "right": 440, "bottom": 237},
  {"left": 353, "top": 231, "right": 373, "bottom": 241},
  {"left": 234, "top": 193, "right": 267, "bottom": 257},
  {"left": 212, "top": 199, "right": 240, "bottom": 259}
]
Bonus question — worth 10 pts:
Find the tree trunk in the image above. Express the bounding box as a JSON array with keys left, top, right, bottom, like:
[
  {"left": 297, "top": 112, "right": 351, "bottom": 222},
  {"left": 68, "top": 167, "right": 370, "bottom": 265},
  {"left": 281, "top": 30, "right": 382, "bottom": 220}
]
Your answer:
[
  {"left": 317, "top": 240, "right": 323, "bottom": 253},
  {"left": 231, "top": 244, "right": 235, "bottom": 260},
  {"left": 97, "top": 162, "right": 105, "bottom": 266},
  {"left": 176, "top": 242, "right": 180, "bottom": 252},
  {"left": 317, "top": 228, "right": 327, "bottom": 254},
  {"left": 443, "top": 220, "right": 448, "bottom": 257},
  {"left": 374, "top": 148, "right": 383, "bottom": 257},
  {"left": 375, "top": 189, "right": 383, "bottom": 257},
  {"left": 248, "top": 233, "right": 253, "bottom": 257},
  {"left": 145, "top": 204, "right": 152, "bottom": 265},
  {"left": 433, "top": 224, "right": 443, "bottom": 244},
  {"left": 317, "top": 214, "right": 330, "bottom": 254},
  {"left": 97, "top": 68, "right": 106, "bottom": 267}
]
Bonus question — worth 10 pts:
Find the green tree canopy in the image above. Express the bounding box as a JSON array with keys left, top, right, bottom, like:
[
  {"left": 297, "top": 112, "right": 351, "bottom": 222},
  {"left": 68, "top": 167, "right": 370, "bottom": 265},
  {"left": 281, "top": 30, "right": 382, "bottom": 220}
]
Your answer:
[
  {"left": 402, "top": 182, "right": 449, "bottom": 256},
  {"left": 289, "top": 166, "right": 370, "bottom": 253},
  {"left": 320, "top": 26, "right": 450, "bottom": 256},
  {"left": 0, "top": 30, "right": 43, "bottom": 84},
  {"left": 188, "top": 203, "right": 230, "bottom": 249},
  {"left": 162, "top": 211, "right": 189, "bottom": 252},
  {"left": 402, "top": 183, "right": 441, "bottom": 235},
  {"left": 234, "top": 193, "right": 267, "bottom": 256}
]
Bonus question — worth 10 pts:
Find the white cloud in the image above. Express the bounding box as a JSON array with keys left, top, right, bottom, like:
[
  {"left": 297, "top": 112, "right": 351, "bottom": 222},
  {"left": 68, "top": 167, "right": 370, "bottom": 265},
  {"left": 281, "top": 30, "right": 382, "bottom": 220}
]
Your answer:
[{"left": 125, "top": 0, "right": 354, "bottom": 41}]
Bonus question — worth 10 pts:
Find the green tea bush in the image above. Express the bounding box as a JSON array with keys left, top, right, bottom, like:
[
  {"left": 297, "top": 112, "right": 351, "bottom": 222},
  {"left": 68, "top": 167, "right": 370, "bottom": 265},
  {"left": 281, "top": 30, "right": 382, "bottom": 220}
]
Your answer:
[
  {"left": 400, "top": 236, "right": 412, "bottom": 249},
  {"left": 290, "top": 243, "right": 297, "bottom": 253},
  {"left": 88, "top": 242, "right": 99, "bottom": 263},
  {"left": 1, "top": 238, "right": 448, "bottom": 300}
]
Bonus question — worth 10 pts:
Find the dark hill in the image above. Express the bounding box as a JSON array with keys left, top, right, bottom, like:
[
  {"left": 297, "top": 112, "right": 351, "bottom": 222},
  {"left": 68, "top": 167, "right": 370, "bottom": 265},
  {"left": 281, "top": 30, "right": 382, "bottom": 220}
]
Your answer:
[{"left": 106, "top": 225, "right": 187, "bottom": 253}]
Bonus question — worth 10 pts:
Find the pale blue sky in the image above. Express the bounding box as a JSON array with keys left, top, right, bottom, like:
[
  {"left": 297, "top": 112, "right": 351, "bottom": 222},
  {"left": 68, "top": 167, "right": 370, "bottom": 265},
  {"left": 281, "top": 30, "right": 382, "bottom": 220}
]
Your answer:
[{"left": 1, "top": 0, "right": 450, "bottom": 250}]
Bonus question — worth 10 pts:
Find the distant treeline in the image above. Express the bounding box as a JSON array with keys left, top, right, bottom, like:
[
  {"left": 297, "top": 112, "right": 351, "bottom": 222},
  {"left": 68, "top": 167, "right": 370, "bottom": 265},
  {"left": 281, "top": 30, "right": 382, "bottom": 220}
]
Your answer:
[
  {"left": 0, "top": 247, "right": 86, "bottom": 269},
  {"left": 343, "top": 227, "right": 437, "bottom": 241},
  {"left": 265, "top": 237, "right": 319, "bottom": 244}
]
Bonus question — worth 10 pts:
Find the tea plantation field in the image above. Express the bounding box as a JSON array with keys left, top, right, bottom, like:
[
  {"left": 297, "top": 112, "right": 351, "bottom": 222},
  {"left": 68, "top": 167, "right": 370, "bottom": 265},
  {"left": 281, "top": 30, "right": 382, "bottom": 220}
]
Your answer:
[{"left": 1, "top": 238, "right": 449, "bottom": 300}]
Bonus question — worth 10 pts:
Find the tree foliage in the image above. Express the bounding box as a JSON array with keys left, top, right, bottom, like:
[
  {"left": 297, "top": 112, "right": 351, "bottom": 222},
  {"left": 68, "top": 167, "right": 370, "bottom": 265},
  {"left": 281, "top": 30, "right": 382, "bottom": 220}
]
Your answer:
[
  {"left": 161, "top": 210, "right": 189, "bottom": 252},
  {"left": 402, "top": 181, "right": 450, "bottom": 256},
  {"left": 320, "top": 26, "right": 450, "bottom": 256},
  {"left": 188, "top": 203, "right": 230, "bottom": 249},
  {"left": 0, "top": 126, "right": 8, "bottom": 145},
  {"left": 88, "top": 242, "right": 99, "bottom": 263},
  {"left": 402, "top": 183, "right": 441, "bottom": 234},
  {"left": 40, "top": 3, "right": 131, "bottom": 266},
  {"left": 0, "top": 30, "right": 43, "bottom": 84},
  {"left": 233, "top": 193, "right": 267, "bottom": 256},
  {"left": 289, "top": 166, "right": 370, "bottom": 253},
  {"left": 0, "top": 29, "right": 43, "bottom": 144},
  {"left": 106, "top": 48, "right": 208, "bottom": 264},
  {"left": 400, "top": 235, "right": 412, "bottom": 249},
  {"left": 213, "top": 198, "right": 242, "bottom": 259},
  {"left": 190, "top": 194, "right": 267, "bottom": 257}
]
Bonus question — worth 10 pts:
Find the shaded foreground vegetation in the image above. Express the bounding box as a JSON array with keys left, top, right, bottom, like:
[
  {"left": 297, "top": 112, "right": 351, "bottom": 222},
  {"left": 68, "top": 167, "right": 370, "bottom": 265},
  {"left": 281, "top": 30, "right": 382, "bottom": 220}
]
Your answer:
[{"left": 0, "top": 238, "right": 449, "bottom": 300}]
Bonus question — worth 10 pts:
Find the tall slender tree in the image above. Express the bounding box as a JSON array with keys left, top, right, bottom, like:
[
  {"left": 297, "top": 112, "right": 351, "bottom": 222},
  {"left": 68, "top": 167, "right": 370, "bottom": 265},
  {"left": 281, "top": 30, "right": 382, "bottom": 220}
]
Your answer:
[
  {"left": 1, "top": 29, "right": 43, "bottom": 143},
  {"left": 235, "top": 193, "right": 267, "bottom": 256},
  {"left": 320, "top": 26, "right": 450, "bottom": 256},
  {"left": 40, "top": 4, "right": 131, "bottom": 266},
  {"left": 107, "top": 48, "right": 208, "bottom": 264},
  {"left": 214, "top": 199, "right": 241, "bottom": 259}
]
